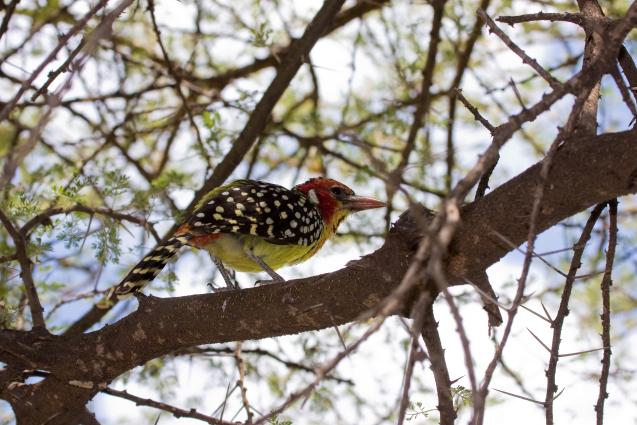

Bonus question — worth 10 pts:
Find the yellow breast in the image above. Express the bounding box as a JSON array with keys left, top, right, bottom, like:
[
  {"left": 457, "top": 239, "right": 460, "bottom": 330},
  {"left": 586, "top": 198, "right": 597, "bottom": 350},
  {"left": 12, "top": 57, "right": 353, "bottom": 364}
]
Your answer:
[{"left": 199, "top": 233, "right": 328, "bottom": 272}]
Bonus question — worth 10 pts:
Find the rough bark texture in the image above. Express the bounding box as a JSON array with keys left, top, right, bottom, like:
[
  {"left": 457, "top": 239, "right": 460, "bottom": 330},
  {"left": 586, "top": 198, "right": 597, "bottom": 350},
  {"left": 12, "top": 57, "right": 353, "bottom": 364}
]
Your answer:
[{"left": 1, "top": 130, "right": 636, "bottom": 423}]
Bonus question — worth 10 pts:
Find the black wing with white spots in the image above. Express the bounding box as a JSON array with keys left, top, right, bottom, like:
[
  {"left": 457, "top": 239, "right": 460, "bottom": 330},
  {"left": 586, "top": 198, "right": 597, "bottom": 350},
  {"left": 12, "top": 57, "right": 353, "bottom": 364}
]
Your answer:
[{"left": 187, "top": 180, "right": 324, "bottom": 246}]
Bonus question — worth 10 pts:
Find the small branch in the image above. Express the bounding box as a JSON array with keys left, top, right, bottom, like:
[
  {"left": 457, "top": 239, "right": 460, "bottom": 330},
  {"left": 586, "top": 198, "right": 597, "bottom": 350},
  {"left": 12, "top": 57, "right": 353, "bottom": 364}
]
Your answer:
[
  {"left": 544, "top": 204, "right": 605, "bottom": 424},
  {"left": 610, "top": 65, "right": 637, "bottom": 123},
  {"left": 234, "top": 342, "right": 254, "bottom": 424},
  {"left": 172, "top": 345, "right": 354, "bottom": 385},
  {"left": 493, "top": 388, "right": 544, "bottom": 406},
  {"left": 102, "top": 387, "right": 236, "bottom": 425},
  {"left": 474, "top": 158, "right": 498, "bottom": 201},
  {"left": 618, "top": 45, "right": 637, "bottom": 95},
  {"left": 455, "top": 89, "right": 495, "bottom": 133},
  {"left": 0, "top": 208, "right": 47, "bottom": 331},
  {"left": 479, "top": 9, "right": 562, "bottom": 90},
  {"left": 497, "top": 12, "right": 585, "bottom": 26},
  {"left": 421, "top": 306, "right": 456, "bottom": 425},
  {"left": 397, "top": 292, "right": 431, "bottom": 425},
  {"left": 31, "top": 38, "right": 86, "bottom": 101},
  {"left": 595, "top": 199, "right": 617, "bottom": 424},
  {"left": 147, "top": 0, "right": 211, "bottom": 171},
  {"left": 0, "top": 0, "right": 20, "bottom": 41},
  {"left": 0, "top": 253, "right": 18, "bottom": 264},
  {"left": 446, "top": 0, "right": 492, "bottom": 191},
  {"left": 387, "top": 0, "right": 446, "bottom": 210},
  {"left": 472, "top": 78, "right": 586, "bottom": 425},
  {"left": 20, "top": 204, "right": 159, "bottom": 241}
]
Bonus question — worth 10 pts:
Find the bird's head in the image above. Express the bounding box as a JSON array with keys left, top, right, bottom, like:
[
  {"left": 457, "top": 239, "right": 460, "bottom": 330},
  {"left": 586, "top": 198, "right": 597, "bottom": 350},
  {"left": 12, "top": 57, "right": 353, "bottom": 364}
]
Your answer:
[{"left": 295, "top": 177, "right": 385, "bottom": 229}]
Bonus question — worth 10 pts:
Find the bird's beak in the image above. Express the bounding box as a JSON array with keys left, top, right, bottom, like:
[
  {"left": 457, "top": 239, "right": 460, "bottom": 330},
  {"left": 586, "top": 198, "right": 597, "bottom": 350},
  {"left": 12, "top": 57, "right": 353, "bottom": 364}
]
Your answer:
[{"left": 344, "top": 195, "right": 386, "bottom": 212}]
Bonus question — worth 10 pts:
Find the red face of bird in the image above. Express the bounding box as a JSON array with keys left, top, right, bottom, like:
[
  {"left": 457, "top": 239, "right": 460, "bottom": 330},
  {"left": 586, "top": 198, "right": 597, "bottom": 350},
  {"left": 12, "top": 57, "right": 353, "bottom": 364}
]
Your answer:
[{"left": 295, "top": 178, "right": 386, "bottom": 222}]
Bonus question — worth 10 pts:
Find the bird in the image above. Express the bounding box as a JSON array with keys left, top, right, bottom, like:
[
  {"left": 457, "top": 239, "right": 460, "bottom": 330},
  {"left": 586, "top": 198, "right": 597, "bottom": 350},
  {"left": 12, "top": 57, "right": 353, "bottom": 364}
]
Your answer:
[{"left": 106, "top": 177, "right": 385, "bottom": 301}]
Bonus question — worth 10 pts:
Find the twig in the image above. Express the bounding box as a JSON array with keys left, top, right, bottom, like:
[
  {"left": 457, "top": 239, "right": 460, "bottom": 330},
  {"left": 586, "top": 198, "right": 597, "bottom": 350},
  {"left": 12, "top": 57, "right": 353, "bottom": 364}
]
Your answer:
[
  {"left": 234, "top": 342, "right": 254, "bottom": 424},
  {"left": 386, "top": 0, "right": 446, "bottom": 225},
  {"left": 421, "top": 306, "right": 456, "bottom": 425},
  {"left": 0, "top": 253, "right": 18, "bottom": 264},
  {"left": 147, "top": 0, "right": 211, "bottom": 171},
  {"left": 473, "top": 155, "right": 498, "bottom": 200},
  {"left": 397, "top": 292, "right": 431, "bottom": 425},
  {"left": 618, "top": 45, "right": 637, "bottom": 96},
  {"left": 102, "top": 387, "right": 236, "bottom": 425},
  {"left": 544, "top": 204, "right": 605, "bottom": 424},
  {"left": 0, "top": 0, "right": 20, "bottom": 41},
  {"left": 430, "top": 201, "right": 478, "bottom": 399},
  {"left": 610, "top": 65, "right": 637, "bottom": 123},
  {"left": 479, "top": 9, "right": 562, "bottom": 90},
  {"left": 493, "top": 388, "right": 544, "bottom": 406},
  {"left": 595, "top": 199, "right": 617, "bottom": 424},
  {"left": 454, "top": 88, "right": 495, "bottom": 133},
  {"left": 171, "top": 345, "right": 354, "bottom": 385},
  {"left": 20, "top": 204, "right": 160, "bottom": 241},
  {"left": 445, "top": 0, "right": 492, "bottom": 191},
  {"left": 31, "top": 38, "right": 87, "bottom": 101},
  {"left": 527, "top": 328, "right": 551, "bottom": 353},
  {"left": 0, "top": 208, "right": 47, "bottom": 331},
  {"left": 497, "top": 12, "right": 585, "bottom": 26}
]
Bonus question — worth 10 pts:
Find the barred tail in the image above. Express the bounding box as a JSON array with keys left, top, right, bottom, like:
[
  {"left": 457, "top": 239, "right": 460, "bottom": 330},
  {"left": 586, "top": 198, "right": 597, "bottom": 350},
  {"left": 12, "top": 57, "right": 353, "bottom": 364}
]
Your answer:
[{"left": 110, "top": 236, "right": 190, "bottom": 299}]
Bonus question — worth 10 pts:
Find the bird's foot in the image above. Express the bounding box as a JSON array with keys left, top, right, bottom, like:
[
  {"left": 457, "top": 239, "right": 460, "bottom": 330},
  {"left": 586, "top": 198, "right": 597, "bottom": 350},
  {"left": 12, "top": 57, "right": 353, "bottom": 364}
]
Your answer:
[
  {"left": 209, "top": 255, "right": 241, "bottom": 290},
  {"left": 244, "top": 249, "right": 285, "bottom": 283}
]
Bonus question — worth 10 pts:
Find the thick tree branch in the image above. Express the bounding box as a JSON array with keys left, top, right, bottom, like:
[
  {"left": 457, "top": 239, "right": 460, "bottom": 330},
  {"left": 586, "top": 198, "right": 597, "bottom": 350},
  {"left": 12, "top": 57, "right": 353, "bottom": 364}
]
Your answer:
[{"left": 1, "top": 129, "right": 636, "bottom": 423}]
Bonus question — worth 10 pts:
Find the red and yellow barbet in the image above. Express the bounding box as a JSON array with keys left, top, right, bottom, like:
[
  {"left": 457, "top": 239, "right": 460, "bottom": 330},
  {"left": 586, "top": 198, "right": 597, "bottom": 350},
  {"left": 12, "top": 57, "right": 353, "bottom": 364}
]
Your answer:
[{"left": 109, "top": 177, "right": 385, "bottom": 299}]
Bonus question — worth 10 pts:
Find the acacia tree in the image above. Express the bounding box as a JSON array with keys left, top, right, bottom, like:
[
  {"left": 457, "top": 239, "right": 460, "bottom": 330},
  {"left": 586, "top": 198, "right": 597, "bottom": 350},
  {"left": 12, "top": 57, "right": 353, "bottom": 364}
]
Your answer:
[{"left": 1, "top": 0, "right": 636, "bottom": 424}]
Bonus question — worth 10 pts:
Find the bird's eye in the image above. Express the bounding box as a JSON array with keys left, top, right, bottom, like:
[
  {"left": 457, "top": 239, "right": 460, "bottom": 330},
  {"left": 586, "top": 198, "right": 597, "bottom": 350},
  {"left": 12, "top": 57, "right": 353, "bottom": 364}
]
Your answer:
[{"left": 330, "top": 187, "right": 344, "bottom": 196}]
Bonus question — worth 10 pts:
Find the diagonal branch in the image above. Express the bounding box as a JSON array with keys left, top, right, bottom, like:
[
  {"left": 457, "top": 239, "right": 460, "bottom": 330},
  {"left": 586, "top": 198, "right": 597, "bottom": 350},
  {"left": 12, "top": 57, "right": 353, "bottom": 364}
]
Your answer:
[
  {"left": 0, "top": 209, "right": 47, "bottom": 331},
  {"left": 193, "top": 0, "right": 347, "bottom": 202}
]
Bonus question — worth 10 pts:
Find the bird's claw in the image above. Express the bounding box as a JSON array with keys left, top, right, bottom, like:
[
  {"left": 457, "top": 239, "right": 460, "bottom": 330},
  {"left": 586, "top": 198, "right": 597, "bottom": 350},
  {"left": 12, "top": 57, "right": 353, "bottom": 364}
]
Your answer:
[
  {"left": 207, "top": 282, "right": 240, "bottom": 292},
  {"left": 255, "top": 277, "right": 286, "bottom": 286}
]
